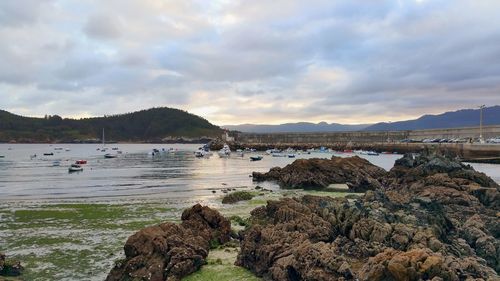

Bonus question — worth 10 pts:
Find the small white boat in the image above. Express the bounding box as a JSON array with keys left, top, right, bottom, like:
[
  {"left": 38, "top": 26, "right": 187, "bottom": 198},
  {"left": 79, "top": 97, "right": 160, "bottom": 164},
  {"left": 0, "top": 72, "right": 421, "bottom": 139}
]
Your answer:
[
  {"left": 272, "top": 153, "right": 286, "bottom": 157},
  {"left": 266, "top": 148, "right": 281, "bottom": 155},
  {"left": 52, "top": 161, "right": 61, "bottom": 167},
  {"left": 54, "top": 147, "right": 63, "bottom": 151},
  {"left": 104, "top": 153, "right": 117, "bottom": 159},
  {"left": 65, "top": 148, "right": 71, "bottom": 151},
  {"left": 288, "top": 154, "right": 296, "bottom": 158},
  {"left": 68, "top": 164, "right": 83, "bottom": 172},
  {"left": 218, "top": 144, "right": 231, "bottom": 158},
  {"left": 112, "top": 147, "right": 119, "bottom": 150}
]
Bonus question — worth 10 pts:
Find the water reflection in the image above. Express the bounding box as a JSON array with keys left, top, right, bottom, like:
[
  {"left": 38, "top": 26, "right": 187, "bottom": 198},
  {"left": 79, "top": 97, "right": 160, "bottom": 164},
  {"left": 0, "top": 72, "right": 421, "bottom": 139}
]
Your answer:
[{"left": 0, "top": 143, "right": 498, "bottom": 200}]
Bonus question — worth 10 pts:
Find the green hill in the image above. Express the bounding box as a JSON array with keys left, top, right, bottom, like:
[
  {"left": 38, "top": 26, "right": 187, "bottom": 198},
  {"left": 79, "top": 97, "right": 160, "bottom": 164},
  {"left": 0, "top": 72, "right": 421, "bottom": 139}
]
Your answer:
[{"left": 0, "top": 107, "right": 222, "bottom": 143}]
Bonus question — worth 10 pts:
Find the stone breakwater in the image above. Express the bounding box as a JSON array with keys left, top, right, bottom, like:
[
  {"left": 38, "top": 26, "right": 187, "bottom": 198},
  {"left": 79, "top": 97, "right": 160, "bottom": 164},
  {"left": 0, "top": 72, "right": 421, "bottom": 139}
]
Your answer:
[{"left": 108, "top": 151, "right": 499, "bottom": 280}]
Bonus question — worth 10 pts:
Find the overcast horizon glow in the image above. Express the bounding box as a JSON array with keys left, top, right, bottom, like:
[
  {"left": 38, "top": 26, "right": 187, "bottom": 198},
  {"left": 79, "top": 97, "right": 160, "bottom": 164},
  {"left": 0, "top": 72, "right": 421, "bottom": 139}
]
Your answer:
[{"left": 1, "top": 0, "right": 499, "bottom": 126}]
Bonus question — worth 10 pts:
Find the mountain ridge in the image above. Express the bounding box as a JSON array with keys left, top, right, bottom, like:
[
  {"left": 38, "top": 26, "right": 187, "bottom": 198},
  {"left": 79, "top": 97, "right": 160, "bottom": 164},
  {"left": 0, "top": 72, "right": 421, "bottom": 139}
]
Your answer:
[
  {"left": 223, "top": 122, "right": 370, "bottom": 133},
  {"left": 224, "top": 106, "right": 500, "bottom": 133},
  {"left": 364, "top": 105, "right": 500, "bottom": 131}
]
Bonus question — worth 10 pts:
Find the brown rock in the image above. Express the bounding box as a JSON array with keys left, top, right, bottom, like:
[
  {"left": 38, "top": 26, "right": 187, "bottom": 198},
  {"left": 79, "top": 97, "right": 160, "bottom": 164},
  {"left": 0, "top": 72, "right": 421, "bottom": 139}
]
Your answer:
[
  {"left": 106, "top": 204, "right": 231, "bottom": 281},
  {"left": 252, "top": 156, "right": 387, "bottom": 192}
]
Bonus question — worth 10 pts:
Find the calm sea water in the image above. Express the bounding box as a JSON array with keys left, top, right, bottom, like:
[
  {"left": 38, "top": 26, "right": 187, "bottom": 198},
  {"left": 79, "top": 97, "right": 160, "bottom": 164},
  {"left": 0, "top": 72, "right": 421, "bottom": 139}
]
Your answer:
[{"left": 0, "top": 143, "right": 499, "bottom": 200}]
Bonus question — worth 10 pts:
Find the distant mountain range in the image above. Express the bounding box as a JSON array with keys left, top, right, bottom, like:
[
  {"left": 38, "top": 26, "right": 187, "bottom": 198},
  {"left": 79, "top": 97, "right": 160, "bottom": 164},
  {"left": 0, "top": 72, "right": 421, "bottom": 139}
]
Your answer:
[
  {"left": 0, "top": 107, "right": 222, "bottom": 143},
  {"left": 223, "top": 122, "right": 370, "bottom": 133},
  {"left": 225, "top": 106, "right": 500, "bottom": 133},
  {"left": 364, "top": 105, "right": 500, "bottom": 131}
]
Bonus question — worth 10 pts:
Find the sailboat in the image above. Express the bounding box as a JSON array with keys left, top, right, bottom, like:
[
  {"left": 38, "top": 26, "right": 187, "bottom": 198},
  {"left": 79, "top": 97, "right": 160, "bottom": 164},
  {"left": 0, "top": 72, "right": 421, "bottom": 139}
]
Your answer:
[{"left": 100, "top": 128, "right": 107, "bottom": 152}]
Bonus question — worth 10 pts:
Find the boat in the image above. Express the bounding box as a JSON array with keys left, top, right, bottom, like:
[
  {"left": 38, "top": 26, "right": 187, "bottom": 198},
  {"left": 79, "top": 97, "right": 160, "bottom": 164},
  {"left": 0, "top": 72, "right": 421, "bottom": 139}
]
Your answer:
[
  {"left": 112, "top": 147, "right": 119, "bottom": 150},
  {"left": 266, "top": 148, "right": 281, "bottom": 155},
  {"left": 68, "top": 164, "right": 83, "bottom": 172},
  {"left": 218, "top": 144, "right": 231, "bottom": 157},
  {"left": 52, "top": 161, "right": 61, "bottom": 166},
  {"left": 54, "top": 147, "right": 63, "bottom": 151},
  {"left": 30, "top": 154, "right": 37, "bottom": 159},
  {"left": 287, "top": 154, "right": 296, "bottom": 158},
  {"left": 250, "top": 155, "right": 263, "bottom": 161},
  {"left": 65, "top": 148, "right": 71, "bottom": 151},
  {"left": 0, "top": 155, "right": 5, "bottom": 158},
  {"left": 104, "top": 153, "right": 117, "bottom": 159},
  {"left": 76, "top": 160, "right": 87, "bottom": 164},
  {"left": 43, "top": 152, "right": 54, "bottom": 156},
  {"left": 117, "top": 150, "right": 123, "bottom": 154},
  {"left": 366, "top": 151, "right": 379, "bottom": 156},
  {"left": 272, "top": 153, "right": 286, "bottom": 157}
]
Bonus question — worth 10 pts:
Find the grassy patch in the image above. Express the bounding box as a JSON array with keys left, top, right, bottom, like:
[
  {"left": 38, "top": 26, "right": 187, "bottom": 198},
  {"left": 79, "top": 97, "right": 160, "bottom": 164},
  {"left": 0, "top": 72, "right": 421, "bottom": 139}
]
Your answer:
[
  {"left": 182, "top": 248, "right": 260, "bottom": 281},
  {"left": 0, "top": 201, "right": 181, "bottom": 281}
]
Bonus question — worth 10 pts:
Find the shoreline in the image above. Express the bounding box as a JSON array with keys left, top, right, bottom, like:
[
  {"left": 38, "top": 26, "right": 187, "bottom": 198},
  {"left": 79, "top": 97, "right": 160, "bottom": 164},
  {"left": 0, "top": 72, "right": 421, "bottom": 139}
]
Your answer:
[{"left": 0, "top": 186, "right": 353, "bottom": 281}]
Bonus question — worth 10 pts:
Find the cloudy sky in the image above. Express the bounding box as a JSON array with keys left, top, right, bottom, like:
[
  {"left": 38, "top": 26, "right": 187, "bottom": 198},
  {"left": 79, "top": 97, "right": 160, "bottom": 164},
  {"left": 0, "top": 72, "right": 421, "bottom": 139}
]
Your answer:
[{"left": 1, "top": 0, "right": 499, "bottom": 125}]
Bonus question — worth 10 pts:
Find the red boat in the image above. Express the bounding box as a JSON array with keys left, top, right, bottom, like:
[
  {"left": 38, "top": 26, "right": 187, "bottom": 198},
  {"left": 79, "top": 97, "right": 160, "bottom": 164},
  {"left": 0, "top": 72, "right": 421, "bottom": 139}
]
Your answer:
[
  {"left": 76, "top": 160, "right": 87, "bottom": 164},
  {"left": 343, "top": 149, "right": 353, "bottom": 153}
]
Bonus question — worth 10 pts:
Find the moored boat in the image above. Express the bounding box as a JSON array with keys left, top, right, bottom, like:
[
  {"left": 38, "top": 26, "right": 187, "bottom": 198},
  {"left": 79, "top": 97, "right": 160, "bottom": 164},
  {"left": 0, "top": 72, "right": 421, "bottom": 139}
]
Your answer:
[
  {"left": 250, "top": 155, "right": 263, "bottom": 161},
  {"left": 218, "top": 144, "right": 231, "bottom": 158},
  {"left": 68, "top": 164, "right": 83, "bottom": 172},
  {"left": 104, "top": 153, "right": 117, "bottom": 159},
  {"left": 43, "top": 152, "right": 54, "bottom": 156},
  {"left": 76, "top": 160, "right": 87, "bottom": 164}
]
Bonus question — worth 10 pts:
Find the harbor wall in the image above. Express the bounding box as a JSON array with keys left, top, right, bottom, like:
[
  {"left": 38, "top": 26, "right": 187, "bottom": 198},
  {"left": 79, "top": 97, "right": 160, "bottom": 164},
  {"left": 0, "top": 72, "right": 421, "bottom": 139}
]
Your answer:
[
  {"left": 235, "top": 125, "right": 500, "bottom": 144},
  {"left": 233, "top": 125, "right": 500, "bottom": 159}
]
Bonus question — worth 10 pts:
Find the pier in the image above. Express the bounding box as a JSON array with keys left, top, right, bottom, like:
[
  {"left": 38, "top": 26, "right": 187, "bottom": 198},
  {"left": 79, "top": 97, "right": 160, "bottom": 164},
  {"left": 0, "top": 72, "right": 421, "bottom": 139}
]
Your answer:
[{"left": 234, "top": 125, "right": 500, "bottom": 161}]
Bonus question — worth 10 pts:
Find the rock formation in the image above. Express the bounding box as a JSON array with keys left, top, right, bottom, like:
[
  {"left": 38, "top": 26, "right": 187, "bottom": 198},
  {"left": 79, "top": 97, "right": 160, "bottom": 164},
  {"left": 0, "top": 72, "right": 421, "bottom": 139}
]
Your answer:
[
  {"left": 238, "top": 152, "right": 500, "bottom": 280},
  {"left": 106, "top": 204, "right": 231, "bottom": 281},
  {"left": 222, "top": 191, "right": 255, "bottom": 204},
  {"left": 0, "top": 252, "right": 22, "bottom": 277},
  {"left": 252, "top": 156, "right": 387, "bottom": 192}
]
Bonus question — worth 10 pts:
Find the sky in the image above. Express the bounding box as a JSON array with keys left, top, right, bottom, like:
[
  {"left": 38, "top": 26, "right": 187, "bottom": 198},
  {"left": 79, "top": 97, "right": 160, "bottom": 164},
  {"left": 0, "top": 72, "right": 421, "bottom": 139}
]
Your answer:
[{"left": 0, "top": 0, "right": 499, "bottom": 125}]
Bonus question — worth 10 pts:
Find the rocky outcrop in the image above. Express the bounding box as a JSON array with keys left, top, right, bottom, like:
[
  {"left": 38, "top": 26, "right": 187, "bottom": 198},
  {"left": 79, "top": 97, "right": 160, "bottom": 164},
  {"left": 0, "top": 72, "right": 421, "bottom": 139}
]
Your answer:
[
  {"left": 237, "top": 152, "right": 500, "bottom": 280},
  {"left": 222, "top": 191, "right": 255, "bottom": 204},
  {"left": 252, "top": 156, "right": 387, "bottom": 192},
  {"left": 0, "top": 252, "right": 22, "bottom": 277},
  {"left": 106, "top": 204, "right": 231, "bottom": 281}
]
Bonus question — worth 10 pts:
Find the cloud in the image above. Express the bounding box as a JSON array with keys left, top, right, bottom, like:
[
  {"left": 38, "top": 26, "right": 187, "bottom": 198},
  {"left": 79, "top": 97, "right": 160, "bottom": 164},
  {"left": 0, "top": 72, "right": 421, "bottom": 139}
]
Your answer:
[
  {"left": 0, "top": 0, "right": 499, "bottom": 125},
  {"left": 84, "top": 14, "right": 122, "bottom": 40}
]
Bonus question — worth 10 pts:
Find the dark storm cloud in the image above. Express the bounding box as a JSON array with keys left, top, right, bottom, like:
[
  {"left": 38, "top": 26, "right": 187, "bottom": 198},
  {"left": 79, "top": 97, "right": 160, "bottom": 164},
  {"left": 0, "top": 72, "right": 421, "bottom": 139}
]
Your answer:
[{"left": 0, "top": 0, "right": 499, "bottom": 124}]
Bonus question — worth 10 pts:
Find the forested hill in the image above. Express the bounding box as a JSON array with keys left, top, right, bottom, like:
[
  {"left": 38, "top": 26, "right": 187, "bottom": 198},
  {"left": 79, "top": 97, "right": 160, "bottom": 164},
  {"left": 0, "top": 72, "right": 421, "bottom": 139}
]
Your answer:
[{"left": 0, "top": 107, "right": 222, "bottom": 143}]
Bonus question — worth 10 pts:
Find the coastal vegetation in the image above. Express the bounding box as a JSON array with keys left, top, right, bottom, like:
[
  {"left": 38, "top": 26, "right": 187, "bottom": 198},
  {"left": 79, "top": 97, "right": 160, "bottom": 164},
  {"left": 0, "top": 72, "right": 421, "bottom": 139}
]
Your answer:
[{"left": 0, "top": 107, "right": 222, "bottom": 143}]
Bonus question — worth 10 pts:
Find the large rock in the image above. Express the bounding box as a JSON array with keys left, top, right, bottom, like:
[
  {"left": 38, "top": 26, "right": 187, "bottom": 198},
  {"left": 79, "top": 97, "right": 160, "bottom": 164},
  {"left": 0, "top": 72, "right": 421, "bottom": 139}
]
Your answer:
[
  {"left": 252, "top": 156, "right": 387, "bottom": 192},
  {"left": 238, "top": 152, "right": 500, "bottom": 280},
  {"left": 106, "top": 204, "right": 231, "bottom": 281},
  {"left": 0, "top": 252, "right": 22, "bottom": 277}
]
